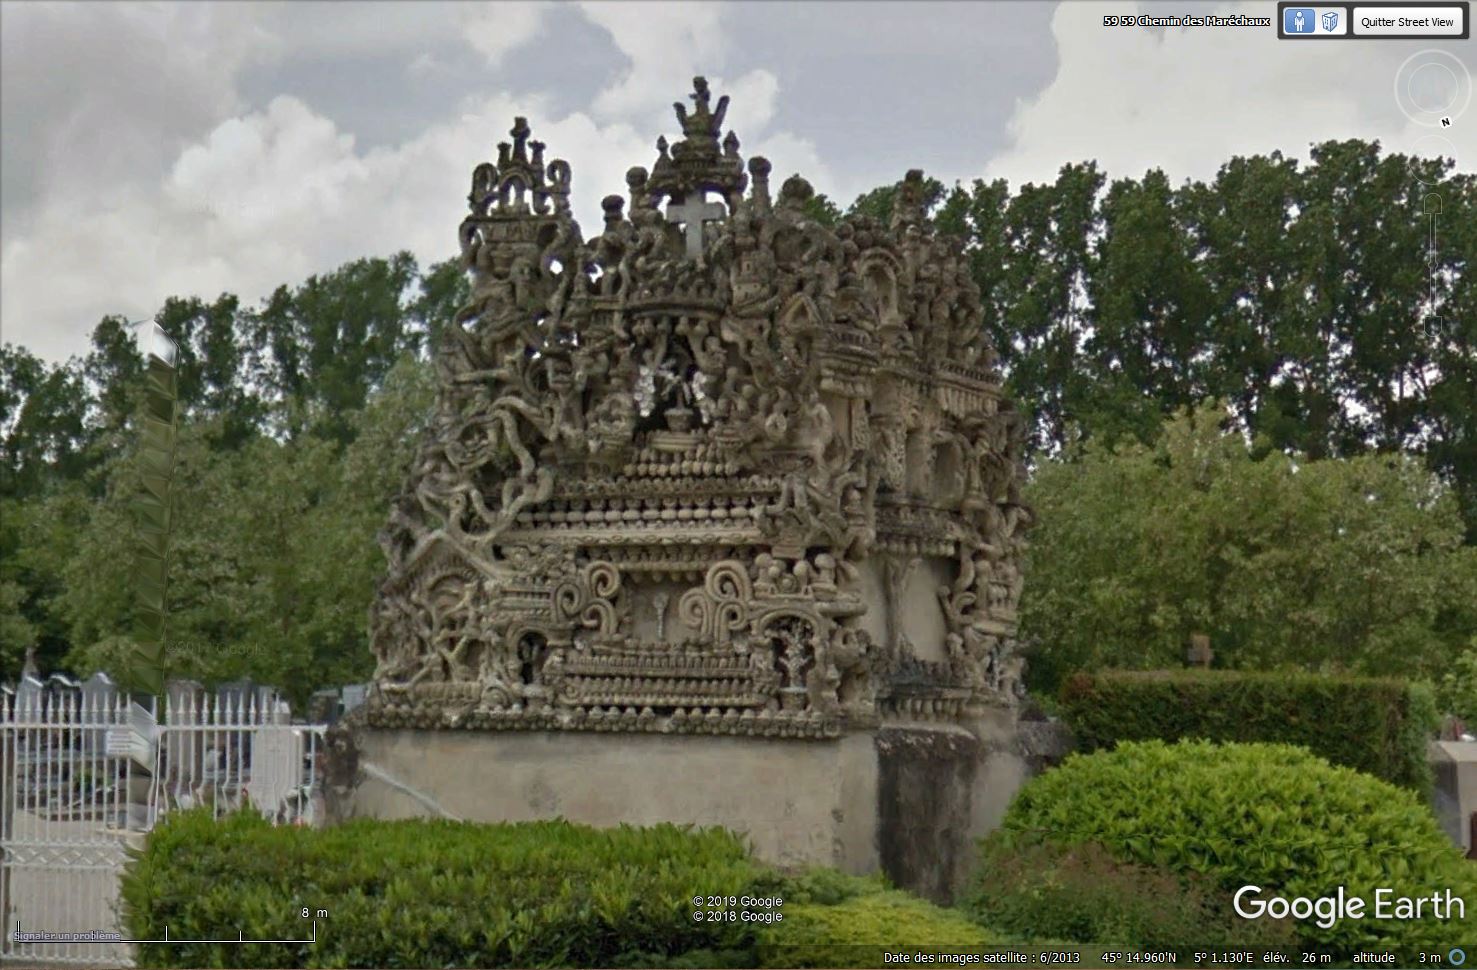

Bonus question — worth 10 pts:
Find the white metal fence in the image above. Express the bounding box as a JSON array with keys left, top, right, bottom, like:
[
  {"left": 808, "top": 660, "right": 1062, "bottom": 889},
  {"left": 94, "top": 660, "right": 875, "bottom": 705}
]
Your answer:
[{"left": 1, "top": 688, "right": 326, "bottom": 967}]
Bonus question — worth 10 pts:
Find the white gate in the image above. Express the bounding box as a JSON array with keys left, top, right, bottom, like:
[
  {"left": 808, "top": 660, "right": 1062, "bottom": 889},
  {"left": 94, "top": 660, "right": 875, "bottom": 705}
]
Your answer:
[{"left": 1, "top": 688, "right": 326, "bottom": 967}]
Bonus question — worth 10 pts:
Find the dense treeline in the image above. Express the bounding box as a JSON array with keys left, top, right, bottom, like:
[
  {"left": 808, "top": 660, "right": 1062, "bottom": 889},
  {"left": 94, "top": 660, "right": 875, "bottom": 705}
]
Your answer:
[
  {"left": 2, "top": 138, "right": 1473, "bottom": 699},
  {"left": 0, "top": 257, "right": 469, "bottom": 694}
]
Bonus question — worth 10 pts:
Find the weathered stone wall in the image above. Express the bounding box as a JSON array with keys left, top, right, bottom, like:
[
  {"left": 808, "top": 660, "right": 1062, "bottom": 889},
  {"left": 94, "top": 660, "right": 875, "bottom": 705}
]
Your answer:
[
  {"left": 323, "top": 712, "right": 1075, "bottom": 901},
  {"left": 875, "top": 726, "right": 979, "bottom": 903},
  {"left": 326, "top": 721, "right": 879, "bottom": 872}
]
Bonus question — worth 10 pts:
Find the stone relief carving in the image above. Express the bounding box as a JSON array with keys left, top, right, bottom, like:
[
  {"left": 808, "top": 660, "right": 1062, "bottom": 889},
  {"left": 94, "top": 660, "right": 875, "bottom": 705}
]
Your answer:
[{"left": 367, "top": 78, "right": 1032, "bottom": 736}]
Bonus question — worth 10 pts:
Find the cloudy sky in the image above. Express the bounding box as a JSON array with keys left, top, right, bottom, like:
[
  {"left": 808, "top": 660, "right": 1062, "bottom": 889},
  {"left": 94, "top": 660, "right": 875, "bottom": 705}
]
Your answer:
[{"left": 2, "top": 0, "right": 1472, "bottom": 364}]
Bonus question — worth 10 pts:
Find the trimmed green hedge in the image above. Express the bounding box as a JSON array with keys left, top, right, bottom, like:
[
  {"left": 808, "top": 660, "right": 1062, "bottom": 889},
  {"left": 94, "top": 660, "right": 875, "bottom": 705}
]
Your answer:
[
  {"left": 998, "top": 740, "right": 1477, "bottom": 955},
  {"left": 757, "top": 891, "right": 1001, "bottom": 967},
  {"left": 121, "top": 810, "right": 997, "bottom": 968},
  {"left": 1058, "top": 669, "right": 1439, "bottom": 791}
]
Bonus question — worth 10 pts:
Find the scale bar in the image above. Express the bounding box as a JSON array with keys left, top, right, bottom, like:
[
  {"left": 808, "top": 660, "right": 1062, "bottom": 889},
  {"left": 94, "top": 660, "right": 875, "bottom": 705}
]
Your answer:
[{"left": 14, "top": 920, "right": 317, "bottom": 946}]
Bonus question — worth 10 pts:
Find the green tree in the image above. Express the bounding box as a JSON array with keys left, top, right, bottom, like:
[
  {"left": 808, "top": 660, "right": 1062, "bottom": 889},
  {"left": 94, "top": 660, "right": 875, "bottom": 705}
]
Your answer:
[
  {"left": 246, "top": 252, "right": 422, "bottom": 444},
  {"left": 0, "top": 346, "right": 92, "bottom": 499},
  {"left": 799, "top": 192, "right": 843, "bottom": 227},
  {"left": 153, "top": 294, "right": 264, "bottom": 450},
  {"left": 1020, "top": 402, "right": 1477, "bottom": 693},
  {"left": 1085, "top": 168, "right": 1215, "bottom": 445},
  {"left": 846, "top": 174, "right": 948, "bottom": 225},
  {"left": 408, "top": 258, "right": 473, "bottom": 355}
]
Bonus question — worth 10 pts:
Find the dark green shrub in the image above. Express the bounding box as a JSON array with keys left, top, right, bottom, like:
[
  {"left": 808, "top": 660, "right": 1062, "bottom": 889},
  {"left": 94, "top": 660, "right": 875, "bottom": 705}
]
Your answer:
[
  {"left": 750, "top": 866, "right": 889, "bottom": 905},
  {"left": 1058, "top": 669, "right": 1439, "bottom": 791},
  {"left": 962, "top": 837, "right": 1295, "bottom": 949},
  {"left": 999, "top": 740, "right": 1477, "bottom": 955},
  {"left": 123, "top": 810, "right": 763, "bottom": 968},
  {"left": 123, "top": 810, "right": 995, "bottom": 969}
]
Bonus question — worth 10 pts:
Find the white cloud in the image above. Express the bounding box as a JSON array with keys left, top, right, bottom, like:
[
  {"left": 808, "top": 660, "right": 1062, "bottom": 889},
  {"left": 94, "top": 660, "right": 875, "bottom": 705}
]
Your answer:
[
  {"left": 581, "top": 2, "right": 727, "bottom": 123},
  {"left": 0, "top": 90, "right": 669, "bottom": 361},
  {"left": 459, "top": 2, "right": 554, "bottom": 66},
  {"left": 0, "top": 2, "right": 274, "bottom": 236},
  {"left": 985, "top": 0, "right": 1475, "bottom": 189},
  {"left": 719, "top": 68, "right": 781, "bottom": 138}
]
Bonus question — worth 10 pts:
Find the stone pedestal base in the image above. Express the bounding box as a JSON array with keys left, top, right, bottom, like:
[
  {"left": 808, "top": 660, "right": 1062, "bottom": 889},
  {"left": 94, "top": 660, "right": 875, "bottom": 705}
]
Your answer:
[
  {"left": 322, "top": 713, "right": 1053, "bottom": 902},
  {"left": 1431, "top": 740, "right": 1477, "bottom": 853}
]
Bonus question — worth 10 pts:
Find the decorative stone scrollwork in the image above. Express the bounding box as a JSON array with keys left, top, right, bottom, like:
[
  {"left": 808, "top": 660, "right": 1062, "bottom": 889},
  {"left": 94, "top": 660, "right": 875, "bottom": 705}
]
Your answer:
[
  {"left": 552, "top": 561, "right": 623, "bottom": 638},
  {"left": 367, "top": 77, "right": 1032, "bottom": 737},
  {"left": 677, "top": 560, "right": 751, "bottom": 643}
]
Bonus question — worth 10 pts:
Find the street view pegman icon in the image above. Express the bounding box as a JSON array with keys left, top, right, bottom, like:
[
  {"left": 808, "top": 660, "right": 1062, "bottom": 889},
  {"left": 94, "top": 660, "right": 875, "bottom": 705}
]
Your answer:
[{"left": 1284, "top": 7, "right": 1316, "bottom": 32}]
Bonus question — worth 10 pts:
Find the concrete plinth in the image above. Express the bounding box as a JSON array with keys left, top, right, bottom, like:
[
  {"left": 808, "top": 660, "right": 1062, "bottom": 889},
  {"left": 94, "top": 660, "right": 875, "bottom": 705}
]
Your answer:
[
  {"left": 1431, "top": 740, "right": 1477, "bottom": 852},
  {"left": 323, "top": 716, "right": 1062, "bottom": 902}
]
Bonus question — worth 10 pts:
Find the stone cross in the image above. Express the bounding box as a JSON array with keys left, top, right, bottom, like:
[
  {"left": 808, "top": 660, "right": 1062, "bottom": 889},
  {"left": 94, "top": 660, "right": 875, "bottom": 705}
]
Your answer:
[{"left": 666, "top": 193, "right": 725, "bottom": 258}]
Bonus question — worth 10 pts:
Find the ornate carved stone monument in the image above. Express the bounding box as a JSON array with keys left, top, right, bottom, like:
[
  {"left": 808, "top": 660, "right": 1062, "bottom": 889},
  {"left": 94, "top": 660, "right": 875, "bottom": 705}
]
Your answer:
[{"left": 341, "top": 79, "right": 1034, "bottom": 898}]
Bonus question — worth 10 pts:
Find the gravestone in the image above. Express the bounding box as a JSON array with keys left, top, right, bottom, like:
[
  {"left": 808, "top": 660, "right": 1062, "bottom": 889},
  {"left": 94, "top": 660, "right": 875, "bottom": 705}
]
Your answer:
[
  {"left": 80, "top": 671, "right": 117, "bottom": 708},
  {"left": 79, "top": 671, "right": 118, "bottom": 751},
  {"left": 15, "top": 674, "right": 43, "bottom": 709},
  {"left": 335, "top": 78, "right": 1035, "bottom": 899}
]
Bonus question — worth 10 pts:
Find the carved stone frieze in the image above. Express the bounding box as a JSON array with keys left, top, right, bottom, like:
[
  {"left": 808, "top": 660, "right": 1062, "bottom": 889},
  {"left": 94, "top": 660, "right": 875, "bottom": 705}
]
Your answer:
[{"left": 367, "top": 78, "right": 1032, "bottom": 736}]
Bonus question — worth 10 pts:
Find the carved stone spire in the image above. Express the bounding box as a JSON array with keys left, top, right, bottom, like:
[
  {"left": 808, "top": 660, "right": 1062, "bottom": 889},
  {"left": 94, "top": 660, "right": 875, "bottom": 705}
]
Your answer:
[
  {"left": 647, "top": 77, "right": 748, "bottom": 215},
  {"left": 674, "top": 76, "right": 729, "bottom": 146}
]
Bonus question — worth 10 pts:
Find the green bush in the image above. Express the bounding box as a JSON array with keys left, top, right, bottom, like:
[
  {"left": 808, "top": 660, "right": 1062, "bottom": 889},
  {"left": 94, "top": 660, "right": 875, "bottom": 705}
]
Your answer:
[
  {"left": 1058, "top": 669, "right": 1439, "bottom": 791},
  {"left": 123, "top": 810, "right": 763, "bottom": 968},
  {"left": 999, "top": 740, "right": 1477, "bottom": 955},
  {"left": 756, "top": 890, "right": 1002, "bottom": 968},
  {"left": 751, "top": 865, "right": 889, "bottom": 906},
  {"left": 122, "top": 810, "right": 995, "bottom": 969},
  {"left": 962, "top": 837, "right": 1295, "bottom": 949}
]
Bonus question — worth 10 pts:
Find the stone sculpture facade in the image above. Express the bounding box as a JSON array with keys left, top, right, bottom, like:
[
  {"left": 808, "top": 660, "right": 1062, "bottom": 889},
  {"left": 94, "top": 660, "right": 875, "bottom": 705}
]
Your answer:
[{"left": 367, "top": 79, "right": 1032, "bottom": 739}]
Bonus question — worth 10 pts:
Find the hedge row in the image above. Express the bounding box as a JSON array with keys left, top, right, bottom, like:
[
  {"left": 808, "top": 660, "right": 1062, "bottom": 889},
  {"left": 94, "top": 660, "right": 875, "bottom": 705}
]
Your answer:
[
  {"left": 121, "top": 811, "right": 1005, "bottom": 969},
  {"left": 1057, "top": 669, "right": 1438, "bottom": 791}
]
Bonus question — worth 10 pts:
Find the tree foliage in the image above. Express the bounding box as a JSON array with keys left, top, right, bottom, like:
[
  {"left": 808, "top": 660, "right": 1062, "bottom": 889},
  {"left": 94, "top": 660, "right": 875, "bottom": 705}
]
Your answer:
[
  {"left": 1020, "top": 403, "right": 1477, "bottom": 693},
  {"left": 940, "top": 142, "right": 1477, "bottom": 539},
  {"left": 1, "top": 253, "right": 462, "bottom": 694}
]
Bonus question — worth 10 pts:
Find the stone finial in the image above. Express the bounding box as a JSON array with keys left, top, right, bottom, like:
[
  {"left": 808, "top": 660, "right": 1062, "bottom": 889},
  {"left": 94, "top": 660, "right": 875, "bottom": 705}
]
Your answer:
[
  {"left": 510, "top": 117, "right": 532, "bottom": 162},
  {"left": 891, "top": 168, "right": 928, "bottom": 230},
  {"left": 464, "top": 116, "right": 572, "bottom": 223},
  {"left": 21, "top": 643, "right": 38, "bottom": 679},
  {"left": 674, "top": 76, "right": 729, "bottom": 142},
  {"left": 748, "top": 156, "right": 772, "bottom": 211},
  {"left": 601, "top": 194, "right": 626, "bottom": 230},
  {"left": 777, "top": 174, "right": 814, "bottom": 211},
  {"left": 646, "top": 79, "right": 748, "bottom": 215},
  {"left": 626, "top": 166, "right": 651, "bottom": 209}
]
